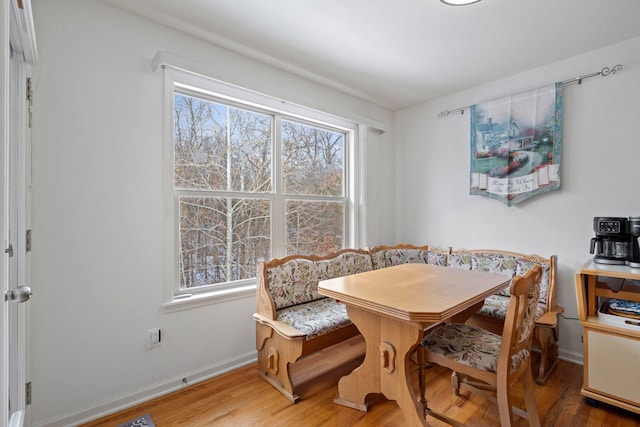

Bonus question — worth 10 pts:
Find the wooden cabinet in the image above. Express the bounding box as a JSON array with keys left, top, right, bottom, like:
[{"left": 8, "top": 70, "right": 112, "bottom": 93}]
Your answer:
[{"left": 575, "top": 261, "right": 640, "bottom": 414}]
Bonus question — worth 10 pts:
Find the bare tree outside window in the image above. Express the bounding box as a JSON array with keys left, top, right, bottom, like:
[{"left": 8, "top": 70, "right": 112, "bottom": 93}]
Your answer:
[
  {"left": 173, "top": 92, "right": 347, "bottom": 290},
  {"left": 179, "top": 197, "right": 270, "bottom": 288},
  {"left": 282, "top": 120, "right": 345, "bottom": 255},
  {"left": 282, "top": 120, "right": 344, "bottom": 196},
  {"left": 286, "top": 200, "right": 343, "bottom": 255}
]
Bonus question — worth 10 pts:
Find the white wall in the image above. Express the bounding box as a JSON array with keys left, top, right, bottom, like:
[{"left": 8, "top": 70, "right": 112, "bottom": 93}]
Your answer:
[
  {"left": 395, "top": 37, "right": 640, "bottom": 362},
  {"left": 29, "top": 0, "right": 394, "bottom": 425}
]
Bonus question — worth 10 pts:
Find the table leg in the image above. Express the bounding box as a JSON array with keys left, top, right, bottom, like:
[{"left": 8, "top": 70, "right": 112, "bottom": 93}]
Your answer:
[{"left": 334, "top": 306, "right": 427, "bottom": 427}]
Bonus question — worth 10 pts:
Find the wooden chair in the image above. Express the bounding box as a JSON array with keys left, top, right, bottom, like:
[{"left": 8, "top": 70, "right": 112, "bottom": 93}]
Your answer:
[
  {"left": 456, "top": 250, "right": 562, "bottom": 385},
  {"left": 419, "top": 265, "right": 542, "bottom": 427}
]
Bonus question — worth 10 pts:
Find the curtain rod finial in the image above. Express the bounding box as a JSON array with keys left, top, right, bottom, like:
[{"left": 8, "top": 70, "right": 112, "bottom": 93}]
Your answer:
[{"left": 601, "top": 64, "right": 623, "bottom": 77}]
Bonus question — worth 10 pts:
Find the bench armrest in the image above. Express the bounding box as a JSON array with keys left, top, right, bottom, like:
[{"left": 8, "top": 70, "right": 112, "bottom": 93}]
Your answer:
[
  {"left": 535, "top": 307, "right": 563, "bottom": 327},
  {"left": 253, "top": 312, "right": 306, "bottom": 340}
]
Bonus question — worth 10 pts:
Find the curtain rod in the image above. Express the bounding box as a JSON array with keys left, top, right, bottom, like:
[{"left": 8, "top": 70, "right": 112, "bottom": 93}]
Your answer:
[{"left": 437, "top": 64, "right": 623, "bottom": 118}]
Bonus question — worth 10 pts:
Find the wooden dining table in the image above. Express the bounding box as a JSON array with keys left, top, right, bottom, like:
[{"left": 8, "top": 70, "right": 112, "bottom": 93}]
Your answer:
[{"left": 318, "top": 263, "right": 511, "bottom": 427}]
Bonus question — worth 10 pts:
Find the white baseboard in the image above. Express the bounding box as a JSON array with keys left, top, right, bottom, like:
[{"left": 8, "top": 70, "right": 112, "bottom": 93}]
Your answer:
[
  {"left": 558, "top": 348, "right": 583, "bottom": 366},
  {"left": 34, "top": 351, "right": 257, "bottom": 427},
  {"left": 532, "top": 343, "right": 584, "bottom": 366}
]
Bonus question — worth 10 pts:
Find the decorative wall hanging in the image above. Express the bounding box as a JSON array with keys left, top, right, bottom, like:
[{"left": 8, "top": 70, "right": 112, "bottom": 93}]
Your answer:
[
  {"left": 469, "top": 83, "right": 562, "bottom": 206},
  {"left": 438, "top": 64, "right": 623, "bottom": 206}
]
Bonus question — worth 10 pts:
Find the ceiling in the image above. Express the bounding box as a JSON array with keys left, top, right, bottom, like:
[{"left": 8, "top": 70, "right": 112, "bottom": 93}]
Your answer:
[{"left": 101, "top": 0, "right": 640, "bottom": 110}]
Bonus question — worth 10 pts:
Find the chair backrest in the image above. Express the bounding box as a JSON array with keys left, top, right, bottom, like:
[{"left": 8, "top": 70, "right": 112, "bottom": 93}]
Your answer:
[{"left": 500, "top": 265, "right": 542, "bottom": 372}]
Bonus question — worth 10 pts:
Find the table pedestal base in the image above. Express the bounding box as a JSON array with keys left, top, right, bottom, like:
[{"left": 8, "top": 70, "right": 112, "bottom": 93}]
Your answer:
[{"left": 334, "top": 306, "right": 427, "bottom": 427}]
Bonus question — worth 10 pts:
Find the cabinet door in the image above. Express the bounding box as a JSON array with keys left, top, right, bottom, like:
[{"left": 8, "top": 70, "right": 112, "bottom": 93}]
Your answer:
[{"left": 587, "top": 329, "right": 640, "bottom": 404}]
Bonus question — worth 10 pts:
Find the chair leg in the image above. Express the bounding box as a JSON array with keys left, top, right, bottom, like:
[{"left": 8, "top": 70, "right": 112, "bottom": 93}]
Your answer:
[
  {"left": 496, "top": 375, "right": 515, "bottom": 427},
  {"left": 451, "top": 371, "right": 461, "bottom": 396},
  {"left": 418, "top": 348, "right": 427, "bottom": 410},
  {"left": 522, "top": 365, "right": 541, "bottom": 427}
]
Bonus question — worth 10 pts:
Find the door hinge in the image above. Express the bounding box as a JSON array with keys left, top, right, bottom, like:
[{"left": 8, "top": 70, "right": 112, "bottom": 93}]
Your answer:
[
  {"left": 27, "top": 77, "right": 33, "bottom": 128},
  {"left": 26, "top": 381, "right": 32, "bottom": 405},
  {"left": 5, "top": 243, "right": 13, "bottom": 257},
  {"left": 26, "top": 230, "right": 31, "bottom": 252}
]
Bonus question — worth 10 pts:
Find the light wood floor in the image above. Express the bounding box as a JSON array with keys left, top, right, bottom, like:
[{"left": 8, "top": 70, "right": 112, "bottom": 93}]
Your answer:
[{"left": 82, "top": 336, "right": 640, "bottom": 427}]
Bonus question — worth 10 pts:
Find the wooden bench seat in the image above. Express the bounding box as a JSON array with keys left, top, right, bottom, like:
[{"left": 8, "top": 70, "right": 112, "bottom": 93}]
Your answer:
[{"left": 253, "top": 249, "right": 373, "bottom": 402}]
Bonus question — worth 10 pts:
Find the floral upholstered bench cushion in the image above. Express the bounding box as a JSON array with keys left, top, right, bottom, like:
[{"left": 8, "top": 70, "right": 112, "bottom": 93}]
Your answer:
[
  {"left": 276, "top": 298, "right": 351, "bottom": 340},
  {"left": 369, "top": 245, "right": 429, "bottom": 269},
  {"left": 427, "top": 247, "right": 449, "bottom": 266},
  {"left": 448, "top": 251, "right": 551, "bottom": 307},
  {"left": 266, "top": 250, "right": 373, "bottom": 311},
  {"left": 369, "top": 244, "right": 449, "bottom": 269}
]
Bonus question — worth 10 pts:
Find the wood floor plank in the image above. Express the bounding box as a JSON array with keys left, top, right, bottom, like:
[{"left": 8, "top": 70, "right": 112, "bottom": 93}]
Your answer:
[{"left": 81, "top": 336, "right": 640, "bottom": 426}]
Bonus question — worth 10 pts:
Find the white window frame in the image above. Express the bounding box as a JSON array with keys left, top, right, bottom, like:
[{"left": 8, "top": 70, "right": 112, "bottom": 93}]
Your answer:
[{"left": 161, "top": 67, "right": 362, "bottom": 312}]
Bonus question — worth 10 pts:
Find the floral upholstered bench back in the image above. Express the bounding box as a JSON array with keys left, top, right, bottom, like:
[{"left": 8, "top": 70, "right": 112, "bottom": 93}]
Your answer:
[
  {"left": 369, "top": 244, "right": 448, "bottom": 270},
  {"left": 447, "top": 251, "right": 551, "bottom": 308},
  {"left": 265, "top": 250, "right": 373, "bottom": 311}
]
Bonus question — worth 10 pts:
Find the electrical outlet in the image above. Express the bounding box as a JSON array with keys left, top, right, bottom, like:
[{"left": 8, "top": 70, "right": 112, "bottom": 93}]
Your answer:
[{"left": 148, "top": 328, "right": 161, "bottom": 348}]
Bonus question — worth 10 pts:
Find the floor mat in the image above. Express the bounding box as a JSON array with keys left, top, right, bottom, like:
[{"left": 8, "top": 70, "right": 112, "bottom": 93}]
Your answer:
[{"left": 116, "top": 413, "right": 155, "bottom": 427}]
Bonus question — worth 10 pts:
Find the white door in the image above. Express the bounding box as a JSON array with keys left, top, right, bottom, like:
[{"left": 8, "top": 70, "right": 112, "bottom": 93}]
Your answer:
[
  {"left": 6, "top": 53, "right": 31, "bottom": 427},
  {"left": 3, "top": 1, "right": 37, "bottom": 426}
]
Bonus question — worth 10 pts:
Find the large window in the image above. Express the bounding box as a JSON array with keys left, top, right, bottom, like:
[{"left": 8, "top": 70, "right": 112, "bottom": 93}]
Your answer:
[{"left": 166, "top": 70, "right": 360, "bottom": 300}]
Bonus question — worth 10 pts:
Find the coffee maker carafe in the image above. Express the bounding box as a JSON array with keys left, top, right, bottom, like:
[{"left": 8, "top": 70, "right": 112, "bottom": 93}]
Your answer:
[
  {"left": 590, "top": 217, "right": 630, "bottom": 265},
  {"left": 629, "top": 217, "right": 640, "bottom": 268}
]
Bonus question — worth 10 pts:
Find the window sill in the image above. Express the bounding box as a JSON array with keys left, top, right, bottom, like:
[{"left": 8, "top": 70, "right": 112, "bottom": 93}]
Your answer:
[{"left": 162, "top": 284, "right": 256, "bottom": 313}]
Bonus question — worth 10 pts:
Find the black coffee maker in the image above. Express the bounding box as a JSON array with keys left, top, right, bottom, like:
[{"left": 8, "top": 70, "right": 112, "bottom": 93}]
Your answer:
[
  {"left": 590, "top": 217, "right": 630, "bottom": 265},
  {"left": 629, "top": 216, "right": 640, "bottom": 268}
]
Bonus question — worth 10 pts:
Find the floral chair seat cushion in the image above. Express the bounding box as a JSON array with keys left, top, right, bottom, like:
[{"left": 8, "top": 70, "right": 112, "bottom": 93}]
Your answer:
[
  {"left": 421, "top": 323, "right": 529, "bottom": 373},
  {"left": 478, "top": 294, "right": 544, "bottom": 321},
  {"left": 276, "top": 298, "right": 351, "bottom": 340}
]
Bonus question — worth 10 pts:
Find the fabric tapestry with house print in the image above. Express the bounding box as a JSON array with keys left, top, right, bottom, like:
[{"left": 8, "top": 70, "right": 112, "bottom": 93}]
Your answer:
[{"left": 470, "top": 83, "right": 563, "bottom": 206}]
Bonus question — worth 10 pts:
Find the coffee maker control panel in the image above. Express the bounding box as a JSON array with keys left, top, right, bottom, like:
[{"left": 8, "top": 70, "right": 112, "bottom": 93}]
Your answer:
[{"left": 596, "top": 218, "right": 625, "bottom": 234}]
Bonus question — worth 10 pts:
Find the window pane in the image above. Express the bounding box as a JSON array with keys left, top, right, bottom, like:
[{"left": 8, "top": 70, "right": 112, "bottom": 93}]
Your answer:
[
  {"left": 179, "top": 196, "right": 271, "bottom": 288},
  {"left": 174, "top": 94, "right": 272, "bottom": 192},
  {"left": 286, "top": 200, "right": 343, "bottom": 255},
  {"left": 282, "top": 120, "right": 344, "bottom": 196}
]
